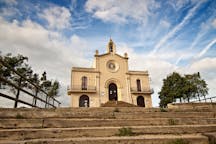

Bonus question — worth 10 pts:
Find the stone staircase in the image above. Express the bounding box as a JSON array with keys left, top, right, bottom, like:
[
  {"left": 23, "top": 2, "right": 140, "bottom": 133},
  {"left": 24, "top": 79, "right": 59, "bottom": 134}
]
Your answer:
[{"left": 0, "top": 107, "right": 216, "bottom": 144}]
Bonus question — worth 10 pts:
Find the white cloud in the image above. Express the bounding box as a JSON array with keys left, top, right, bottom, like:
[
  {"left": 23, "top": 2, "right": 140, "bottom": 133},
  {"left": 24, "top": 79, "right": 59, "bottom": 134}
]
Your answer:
[
  {"left": 168, "top": 0, "right": 190, "bottom": 11},
  {"left": 0, "top": 16, "right": 91, "bottom": 106},
  {"left": 150, "top": 0, "right": 204, "bottom": 55},
  {"left": 160, "top": 20, "right": 171, "bottom": 28},
  {"left": 85, "top": 0, "right": 159, "bottom": 24},
  {"left": 190, "top": 57, "right": 216, "bottom": 72},
  {"left": 211, "top": 19, "right": 216, "bottom": 28},
  {"left": 197, "top": 38, "right": 216, "bottom": 58},
  {"left": 39, "top": 6, "right": 72, "bottom": 30},
  {"left": 1, "top": 0, "right": 17, "bottom": 6}
]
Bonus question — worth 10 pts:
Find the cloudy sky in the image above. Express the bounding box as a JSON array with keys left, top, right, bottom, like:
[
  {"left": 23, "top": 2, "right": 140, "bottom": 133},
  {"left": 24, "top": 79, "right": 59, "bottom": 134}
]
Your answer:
[{"left": 0, "top": 0, "right": 215, "bottom": 107}]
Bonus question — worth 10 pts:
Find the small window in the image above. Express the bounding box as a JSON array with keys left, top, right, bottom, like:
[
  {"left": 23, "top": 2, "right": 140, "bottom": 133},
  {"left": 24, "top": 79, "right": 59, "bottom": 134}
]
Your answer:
[
  {"left": 109, "top": 43, "right": 113, "bottom": 52},
  {"left": 136, "top": 79, "right": 141, "bottom": 91},
  {"left": 79, "top": 95, "right": 89, "bottom": 107},
  {"left": 81, "top": 76, "right": 87, "bottom": 90}
]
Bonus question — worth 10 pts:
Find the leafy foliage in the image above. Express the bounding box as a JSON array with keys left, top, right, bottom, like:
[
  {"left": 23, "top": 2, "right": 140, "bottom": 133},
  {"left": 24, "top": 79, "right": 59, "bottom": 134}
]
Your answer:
[
  {"left": 0, "top": 52, "right": 60, "bottom": 107},
  {"left": 117, "top": 127, "right": 133, "bottom": 136},
  {"left": 159, "top": 72, "right": 208, "bottom": 108},
  {"left": 166, "top": 139, "right": 190, "bottom": 144}
]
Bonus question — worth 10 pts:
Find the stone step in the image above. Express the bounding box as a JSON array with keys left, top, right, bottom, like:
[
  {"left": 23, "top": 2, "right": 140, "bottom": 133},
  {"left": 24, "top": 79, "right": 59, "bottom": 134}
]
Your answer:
[
  {"left": 0, "top": 134, "right": 209, "bottom": 144},
  {"left": 0, "top": 125, "right": 215, "bottom": 140},
  {"left": 203, "top": 132, "right": 216, "bottom": 143},
  {"left": 1, "top": 118, "right": 216, "bottom": 129},
  {"left": 0, "top": 107, "right": 215, "bottom": 119},
  {"left": 0, "top": 110, "right": 214, "bottom": 119}
]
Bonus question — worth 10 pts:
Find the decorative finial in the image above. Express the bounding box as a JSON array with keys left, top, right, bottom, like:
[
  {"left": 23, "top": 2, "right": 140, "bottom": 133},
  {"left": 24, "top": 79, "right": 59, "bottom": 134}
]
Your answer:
[
  {"left": 124, "top": 52, "right": 128, "bottom": 58},
  {"left": 110, "top": 36, "right": 112, "bottom": 42},
  {"left": 95, "top": 50, "right": 99, "bottom": 55}
]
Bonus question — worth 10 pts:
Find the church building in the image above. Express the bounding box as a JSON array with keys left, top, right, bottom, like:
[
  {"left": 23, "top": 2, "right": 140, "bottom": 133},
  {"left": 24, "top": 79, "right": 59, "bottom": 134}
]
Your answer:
[{"left": 68, "top": 39, "right": 153, "bottom": 107}]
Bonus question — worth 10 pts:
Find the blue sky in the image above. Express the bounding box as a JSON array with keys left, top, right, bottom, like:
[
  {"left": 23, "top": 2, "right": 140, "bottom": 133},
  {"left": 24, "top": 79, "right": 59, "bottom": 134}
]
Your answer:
[{"left": 0, "top": 0, "right": 216, "bottom": 107}]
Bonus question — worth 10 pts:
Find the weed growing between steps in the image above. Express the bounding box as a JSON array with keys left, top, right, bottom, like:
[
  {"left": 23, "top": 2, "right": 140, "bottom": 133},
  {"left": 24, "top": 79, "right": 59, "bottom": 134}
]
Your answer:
[
  {"left": 113, "top": 108, "right": 120, "bottom": 112},
  {"left": 116, "top": 127, "right": 134, "bottom": 136},
  {"left": 166, "top": 139, "right": 190, "bottom": 144},
  {"left": 160, "top": 108, "right": 168, "bottom": 112},
  {"left": 168, "top": 118, "right": 178, "bottom": 125},
  {"left": 15, "top": 114, "right": 25, "bottom": 119}
]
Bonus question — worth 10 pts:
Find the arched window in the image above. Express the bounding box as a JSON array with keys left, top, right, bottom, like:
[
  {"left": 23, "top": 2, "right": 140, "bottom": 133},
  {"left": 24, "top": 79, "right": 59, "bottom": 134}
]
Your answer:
[
  {"left": 137, "top": 96, "right": 145, "bottom": 107},
  {"left": 81, "top": 76, "right": 87, "bottom": 90},
  {"left": 79, "top": 95, "right": 89, "bottom": 107},
  {"left": 109, "top": 43, "right": 113, "bottom": 52},
  {"left": 136, "top": 79, "right": 141, "bottom": 91}
]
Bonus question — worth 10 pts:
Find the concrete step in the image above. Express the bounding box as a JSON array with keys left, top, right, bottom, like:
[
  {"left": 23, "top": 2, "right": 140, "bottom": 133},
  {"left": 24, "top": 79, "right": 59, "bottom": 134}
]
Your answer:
[
  {"left": 0, "top": 134, "right": 209, "bottom": 144},
  {"left": 0, "top": 107, "right": 215, "bottom": 119},
  {"left": 203, "top": 132, "right": 216, "bottom": 144},
  {"left": 0, "top": 125, "right": 216, "bottom": 140},
  {"left": 1, "top": 118, "right": 216, "bottom": 129},
  {"left": 0, "top": 110, "right": 214, "bottom": 119}
]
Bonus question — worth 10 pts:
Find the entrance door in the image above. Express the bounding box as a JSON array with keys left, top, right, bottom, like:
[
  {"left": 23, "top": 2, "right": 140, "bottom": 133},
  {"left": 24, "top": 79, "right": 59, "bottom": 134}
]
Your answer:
[
  {"left": 109, "top": 83, "right": 118, "bottom": 101},
  {"left": 79, "top": 95, "right": 89, "bottom": 107},
  {"left": 137, "top": 96, "right": 145, "bottom": 107}
]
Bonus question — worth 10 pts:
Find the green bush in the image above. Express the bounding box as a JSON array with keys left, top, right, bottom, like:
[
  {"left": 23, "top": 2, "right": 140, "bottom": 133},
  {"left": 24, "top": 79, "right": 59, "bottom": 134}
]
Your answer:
[
  {"left": 166, "top": 139, "right": 190, "bottom": 144},
  {"left": 160, "top": 108, "right": 168, "bottom": 112},
  {"left": 16, "top": 114, "right": 24, "bottom": 119},
  {"left": 113, "top": 108, "right": 120, "bottom": 112},
  {"left": 168, "top": 118, "right": 177, "bottom": 125},
  {"left": 117, "top": 127, "right": 133, "bottom": 136}
]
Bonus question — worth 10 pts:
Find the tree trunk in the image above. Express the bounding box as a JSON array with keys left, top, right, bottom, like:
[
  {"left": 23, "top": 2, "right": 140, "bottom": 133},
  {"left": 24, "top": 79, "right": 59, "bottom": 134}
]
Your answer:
[
  {"left": 32, "top": 89, "right": 38, "bottom": 107},
  {"left": 45, "top": 95, "right": 48, "bottom": 108},
  {"left": 204, "top": 95, "right": 206, "bottom": 102},
  {"left": 198, "top": 95, "right": 200, "bottom": 102},
  {"left": 14, "top": 78, "right": 22, "bottom": 108},
  {"left": 187, "top": 96, "right": 190, "bottom": 103}
]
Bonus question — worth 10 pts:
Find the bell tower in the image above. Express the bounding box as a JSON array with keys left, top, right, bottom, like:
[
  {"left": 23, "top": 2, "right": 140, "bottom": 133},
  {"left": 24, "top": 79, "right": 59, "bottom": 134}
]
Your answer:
[{"left": 107, "top": 38, "right": 116, "bottom": 53}]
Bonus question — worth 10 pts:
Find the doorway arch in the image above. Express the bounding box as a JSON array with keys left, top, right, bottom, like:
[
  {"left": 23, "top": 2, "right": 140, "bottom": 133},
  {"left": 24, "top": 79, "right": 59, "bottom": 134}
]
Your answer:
[
  {"left": 137, "top": 96, "right": 145, "bottom": 107},
  {"left": 79, "top": 95, "right": 89, "bottom": 107},
  {"left": 109, "top": 83, "right": 118, "bottom": 101}
]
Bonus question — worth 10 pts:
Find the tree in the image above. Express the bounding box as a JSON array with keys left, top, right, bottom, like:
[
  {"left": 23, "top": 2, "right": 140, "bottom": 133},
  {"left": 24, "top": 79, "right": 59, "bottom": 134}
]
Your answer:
[
  {"left": 29, "top": 73, "right": 40, "bottom": 106},
  {"left": 159, "top": 72, "right": 208, "bottom": 108},
  {"left": 40, "top": 71, "right": 60, "bottom": 107},
  {"left": 0, "top": 52, "right": 60, "bottom": 108},
  {"left": 184, "top": 72, "right": 208, "bottom": 102},
  {"left": 159, "top": 72, "right": 185, "bottom": 108},
  {"left": 0, "top": 52, "right": 32, "bottom": 108}
]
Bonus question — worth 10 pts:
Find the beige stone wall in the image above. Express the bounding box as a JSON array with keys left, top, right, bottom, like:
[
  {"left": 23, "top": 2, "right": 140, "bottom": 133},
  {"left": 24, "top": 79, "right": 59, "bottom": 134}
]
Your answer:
[
  {"left": 71, "top": 93, "right": 100, "bottom": 107},
  {"left": 95, "top": 54, "right": 129, "bottom": 104},
  {"left": 68, "top": 40, "right": 153, "bottom": 108}
]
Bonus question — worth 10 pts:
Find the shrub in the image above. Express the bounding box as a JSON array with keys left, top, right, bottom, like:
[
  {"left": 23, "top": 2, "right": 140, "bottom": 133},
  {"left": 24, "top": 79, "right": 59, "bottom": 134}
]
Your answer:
[
  {"left": 113, "top": 108, "right": 120, "bottom": 112},
  {"left": 166, "top": 139, "right": 190, "bottom": 144},
  {"left": 117, "top": 127, "right": 133, "bottom": 136},
  {"left": 160, "top": 108, "right": 168, "bottom": 112},
  {"left": 16, "top": 114, "right": 24, "bottom": 119},
  {"left": 168, "top": 118, "right": 177, "bottom": 125}
]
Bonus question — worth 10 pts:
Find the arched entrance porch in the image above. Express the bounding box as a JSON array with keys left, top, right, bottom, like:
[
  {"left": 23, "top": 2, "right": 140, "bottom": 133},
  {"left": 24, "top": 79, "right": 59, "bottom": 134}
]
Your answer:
[
  {"left": 109, "top": 83, "right": 118, "bottom": 101},
  {"left": 137, "top": 96, "right": 145, "bottom": 107},
  {"left": 79, "top": 95, "right": 89, "bottom": 107}
]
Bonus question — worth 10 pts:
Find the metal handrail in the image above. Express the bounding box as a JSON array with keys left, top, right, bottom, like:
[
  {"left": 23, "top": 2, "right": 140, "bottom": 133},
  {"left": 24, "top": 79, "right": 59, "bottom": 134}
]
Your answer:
[
  {"left": 0, "top": 58, "right": 61, "bottom": 108},
  {"left": 190, "top": 96, "right": 216, "bottom": 103},
  {"left": 69, "top": 85, "right": 96, "bottom": 91},
  {"left": 130, "top": 87, "right": 154, "bottom": 93}
]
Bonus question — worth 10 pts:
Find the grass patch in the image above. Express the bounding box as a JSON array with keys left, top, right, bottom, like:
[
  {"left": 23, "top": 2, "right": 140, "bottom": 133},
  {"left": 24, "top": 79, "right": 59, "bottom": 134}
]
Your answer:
[
  {"left": 166, "top": 139, "right": 190, "bottom": 144},
  {"left": 168, "top": 118, "right": 177, "bottom": 125},
  {"left": 116, "top": 127, "right": 133, "bottom": 136},
  {"left": 16, "top": 114, "right": 25, "bottom": 119},
  {"left": 160, "top": 108, "right": 168, "bottom": 112},
  {"left": 113, "top": 108, "right": 120, "bottom": 112}
]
